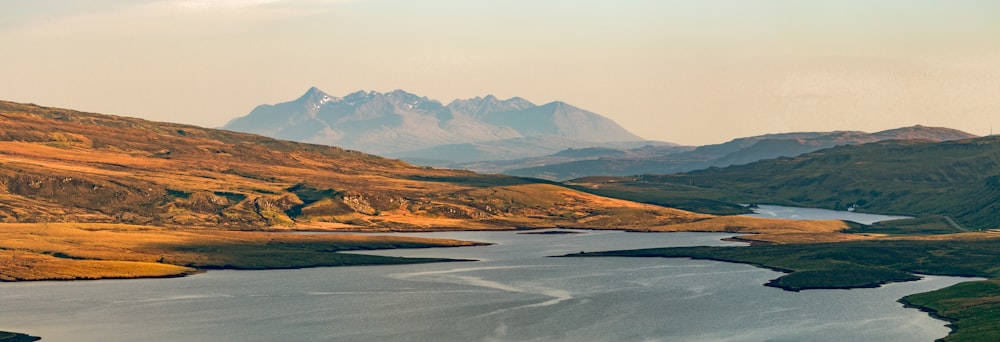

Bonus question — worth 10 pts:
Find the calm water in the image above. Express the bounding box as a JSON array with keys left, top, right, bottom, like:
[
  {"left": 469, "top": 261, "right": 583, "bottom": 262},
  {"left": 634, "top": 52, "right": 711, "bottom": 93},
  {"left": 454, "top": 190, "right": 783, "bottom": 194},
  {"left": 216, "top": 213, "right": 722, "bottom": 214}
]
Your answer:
[
  {"left": 0, "top": 206, "right": 968, "bottom": 341},
  {"left": 0, "top": 208, "right": 972, "bottom": 341}
]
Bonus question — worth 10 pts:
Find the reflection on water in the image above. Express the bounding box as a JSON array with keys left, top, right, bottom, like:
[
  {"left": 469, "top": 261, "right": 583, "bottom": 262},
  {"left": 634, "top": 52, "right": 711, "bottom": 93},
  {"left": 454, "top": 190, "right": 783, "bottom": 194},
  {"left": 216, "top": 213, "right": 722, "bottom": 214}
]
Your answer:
[{"left": 0, "top": 229, "right": 972, "bottom": 341}]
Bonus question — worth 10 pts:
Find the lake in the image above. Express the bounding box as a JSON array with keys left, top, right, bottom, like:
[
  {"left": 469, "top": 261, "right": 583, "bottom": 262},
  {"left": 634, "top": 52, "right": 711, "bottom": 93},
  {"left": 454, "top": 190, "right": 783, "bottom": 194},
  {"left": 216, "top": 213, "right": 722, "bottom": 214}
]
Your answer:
[
  {"left": 0, "top": 207, "right": 972, "bottom": 341},
  {"left": 742, "top": 204, "right": 911, "bottom": 225}
]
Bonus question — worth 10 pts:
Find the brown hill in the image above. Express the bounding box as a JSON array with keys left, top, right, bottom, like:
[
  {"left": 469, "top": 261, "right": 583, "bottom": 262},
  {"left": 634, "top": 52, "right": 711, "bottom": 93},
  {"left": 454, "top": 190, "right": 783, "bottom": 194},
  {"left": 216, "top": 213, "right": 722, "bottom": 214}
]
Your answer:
[{"left": 0, "top": 100, "right": 705, "bottom": 231}]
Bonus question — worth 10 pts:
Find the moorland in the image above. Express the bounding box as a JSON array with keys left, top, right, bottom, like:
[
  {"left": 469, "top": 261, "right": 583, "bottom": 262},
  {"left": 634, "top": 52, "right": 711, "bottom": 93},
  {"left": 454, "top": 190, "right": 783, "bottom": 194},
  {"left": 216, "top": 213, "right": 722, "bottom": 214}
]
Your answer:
[{"left": 0, "top": 100, "right": 846, "bottom": 281}]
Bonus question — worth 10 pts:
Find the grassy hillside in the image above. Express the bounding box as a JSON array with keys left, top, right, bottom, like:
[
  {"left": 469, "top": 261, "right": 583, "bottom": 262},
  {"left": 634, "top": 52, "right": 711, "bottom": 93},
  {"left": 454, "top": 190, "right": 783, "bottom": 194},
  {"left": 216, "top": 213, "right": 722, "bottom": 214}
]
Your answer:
[
  {"left": 574, "top": 137, "right": 1000, "bottom": 229},
  {"left": 508, "top": 126, "right": 974, "bottom": 180},
  {"left": 901, "top": 280, "right": 1000, "bottom": 341},
  {"left": 0, "top": 100, "right": 707, "bottom": 231},
  {"left": 0, "top": 100, "right": 782, "bottom": 284},
  {"left": 565, "top": 178, "right": 764, "bottom": 215}
]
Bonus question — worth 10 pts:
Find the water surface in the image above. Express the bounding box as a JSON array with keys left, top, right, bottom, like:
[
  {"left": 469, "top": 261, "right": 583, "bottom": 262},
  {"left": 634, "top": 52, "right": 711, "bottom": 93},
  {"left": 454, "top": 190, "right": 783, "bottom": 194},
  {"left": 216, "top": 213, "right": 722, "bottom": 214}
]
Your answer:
[
  {"left": 0, "top": 230, "right": 971, "bottom": 341},
  {"left": 742, "top": 204, "right": 910, "bottom": 224}
]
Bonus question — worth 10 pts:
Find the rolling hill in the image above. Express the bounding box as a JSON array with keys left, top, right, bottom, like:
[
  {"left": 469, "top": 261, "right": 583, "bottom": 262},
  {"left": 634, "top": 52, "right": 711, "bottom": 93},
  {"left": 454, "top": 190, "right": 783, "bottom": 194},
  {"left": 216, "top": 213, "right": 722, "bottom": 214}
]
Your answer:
[
  {"left": 508, "top": 126, "right": 976, "bottom": 180},
  {"left": 0, "top": 100, "right": 701, "bottom": 231},
  {"left": 572, "top": 136, "right": 1000, "bottom": 229}
]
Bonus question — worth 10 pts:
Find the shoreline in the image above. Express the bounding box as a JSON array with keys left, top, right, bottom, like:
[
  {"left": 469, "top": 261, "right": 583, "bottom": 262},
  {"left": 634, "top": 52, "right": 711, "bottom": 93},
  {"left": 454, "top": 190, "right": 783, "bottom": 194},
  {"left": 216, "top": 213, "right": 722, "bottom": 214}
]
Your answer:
[
  {"left": 565, "top": 243, "right": 995, "bottom": 341},
  {"left": 898, "top": 298, "right": 957, "bottom": 342},
  {"left": 0, "top": 253, "right": 480, "bottom": 284},
  {"left": 0, "top": 222, "right": 491, "bottom": 283},
  {"left": 0, "top": 269, "right": 202, "bottom": 283}
]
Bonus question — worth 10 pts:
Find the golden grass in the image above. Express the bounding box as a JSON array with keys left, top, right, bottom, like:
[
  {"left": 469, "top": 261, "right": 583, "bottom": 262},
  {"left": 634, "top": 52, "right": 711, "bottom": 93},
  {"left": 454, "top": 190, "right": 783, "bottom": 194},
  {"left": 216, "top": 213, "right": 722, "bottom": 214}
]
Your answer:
[
  {"left": 646, "top": 216, "right": 1000, "bottom": 244},
  {"left": 0, "top": 101, "right": 732, "bottom": 231},
  {"left": 885, "top": 231, "right": 1000, "bottom": 241},
  {"left": 647, "top": 216, "right": 849, "bottom": 233},
  {"left": 0, "top": 223, "right": 480, "bottom": 281},
  {"left": 0, "top": 250, "right": 194, "bottom": 281},
  {"left": 630, "top": 216, "right": 872, "bottom": 244}
]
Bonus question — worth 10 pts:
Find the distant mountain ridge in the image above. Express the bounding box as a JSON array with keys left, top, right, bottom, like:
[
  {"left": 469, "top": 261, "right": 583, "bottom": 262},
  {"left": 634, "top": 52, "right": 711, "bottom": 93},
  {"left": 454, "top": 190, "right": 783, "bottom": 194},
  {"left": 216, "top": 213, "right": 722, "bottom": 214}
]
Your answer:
[
  {"left": 504, "top": 126, "right": 977, "bottom": 180},
  {"left": 224, "top": 87, "right": 649, "bottom": 160},
  {"left": 572, "top": 135, "right": 1000, "bottom": 229},
  {"left": 446, "top": 94, "right": 535, "bottom": 117}
]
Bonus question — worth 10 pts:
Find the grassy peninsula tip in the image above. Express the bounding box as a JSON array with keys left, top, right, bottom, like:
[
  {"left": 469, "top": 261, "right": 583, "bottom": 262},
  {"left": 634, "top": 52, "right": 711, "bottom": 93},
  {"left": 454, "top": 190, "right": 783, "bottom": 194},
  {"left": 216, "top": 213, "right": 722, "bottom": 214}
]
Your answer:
[{"left": 0, "top": 223, "right": 484, "bottom": 282}]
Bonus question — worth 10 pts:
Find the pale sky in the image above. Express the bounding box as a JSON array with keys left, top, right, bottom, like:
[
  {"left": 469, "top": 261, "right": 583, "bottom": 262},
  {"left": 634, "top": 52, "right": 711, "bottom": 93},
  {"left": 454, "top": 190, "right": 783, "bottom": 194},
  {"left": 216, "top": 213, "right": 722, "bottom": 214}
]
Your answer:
[{"left": 2, "top": 0, "right": 999, "bottom": 145}]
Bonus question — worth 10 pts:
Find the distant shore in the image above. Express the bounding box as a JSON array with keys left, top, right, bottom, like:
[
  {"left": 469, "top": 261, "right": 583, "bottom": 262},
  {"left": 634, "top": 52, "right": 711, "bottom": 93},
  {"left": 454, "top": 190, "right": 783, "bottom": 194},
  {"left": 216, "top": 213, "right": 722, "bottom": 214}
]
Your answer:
[{"left": 0, "top": 331, "right": 41, "bottom": 342}]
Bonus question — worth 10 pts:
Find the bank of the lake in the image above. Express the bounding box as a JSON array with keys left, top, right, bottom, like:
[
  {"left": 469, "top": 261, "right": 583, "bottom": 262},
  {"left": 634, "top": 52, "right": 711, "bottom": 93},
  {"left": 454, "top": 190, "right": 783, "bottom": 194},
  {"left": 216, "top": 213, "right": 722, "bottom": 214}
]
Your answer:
[{"left": 0, "top": 223, "right": 487, "bottom": 282}]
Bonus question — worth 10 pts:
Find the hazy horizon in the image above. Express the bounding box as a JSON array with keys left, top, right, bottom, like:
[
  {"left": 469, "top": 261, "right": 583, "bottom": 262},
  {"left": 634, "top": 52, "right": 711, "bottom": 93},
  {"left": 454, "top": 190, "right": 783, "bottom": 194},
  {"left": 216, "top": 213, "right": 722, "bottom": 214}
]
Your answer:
[{"left": 2, "top": 0, "right": 998, "bottom": 145}]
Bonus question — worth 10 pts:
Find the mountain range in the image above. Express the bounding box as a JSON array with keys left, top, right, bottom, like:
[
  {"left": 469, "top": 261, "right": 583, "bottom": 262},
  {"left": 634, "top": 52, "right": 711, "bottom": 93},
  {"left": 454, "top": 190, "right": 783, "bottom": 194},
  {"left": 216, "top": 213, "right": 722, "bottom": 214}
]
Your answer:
[
  {"left": 223, "top": 87, "right": 653, "bottom": 162},
  {"left": 502, "top": 126, "right": 977, "bottom": 180}
]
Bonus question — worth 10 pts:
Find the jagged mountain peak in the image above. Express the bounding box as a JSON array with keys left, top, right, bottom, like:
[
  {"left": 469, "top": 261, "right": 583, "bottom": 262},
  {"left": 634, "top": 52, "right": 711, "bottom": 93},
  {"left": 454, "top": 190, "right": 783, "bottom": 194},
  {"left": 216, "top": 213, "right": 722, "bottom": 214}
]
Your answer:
[
  {"left": 295, "top": 86, "right": 337, "bottom": 109},
  {"left": 332, "top": 89, "right": 442, "bottom": 110},
  {"left": 387, "top": 89, "right": 418, "bottom": 97},
  {"left": 385, "top": 89, "right": 443, "bottom": 108},
  {"left": 342, "top": 89, "right": 379, "bottom": 103},
  {"left": 542, "top": 101, "right": 573, "bottom": 111},
  {"left": 225, "top": 88, "right": 648, "bottom": 158},
  {"left": 301, "top": 86, "right": 330, "bottom": 98},
  {"left": 446, "top": 94, "right": 535, "bottom": 117}
]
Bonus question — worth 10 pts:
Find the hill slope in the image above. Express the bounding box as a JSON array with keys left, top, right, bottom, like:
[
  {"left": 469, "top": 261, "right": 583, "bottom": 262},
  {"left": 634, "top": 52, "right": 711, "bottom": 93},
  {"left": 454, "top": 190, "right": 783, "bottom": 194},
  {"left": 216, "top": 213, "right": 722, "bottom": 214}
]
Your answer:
[
  {"left": 508, "top": 126, "right": 976, "bottom": 180},
  {"left": 0, "top": 100, "right": 703, "bottom": 230},
  {"left": 223, "top": 87, "right": 648, "bottom": 161},
  {"left": 573, "top": 136, "right": 1000, "bottom": 228}
]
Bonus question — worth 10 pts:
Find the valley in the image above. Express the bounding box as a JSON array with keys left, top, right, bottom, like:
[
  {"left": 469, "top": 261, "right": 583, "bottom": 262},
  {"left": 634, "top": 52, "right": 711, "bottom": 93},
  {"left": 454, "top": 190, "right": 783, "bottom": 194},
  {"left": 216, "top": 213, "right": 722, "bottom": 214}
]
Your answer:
[
  {"left": 5, "top": 2, "right": 997, "bottom": 341},
  {"left": 571, "top": 135, "right": 1000, "bottom": 229},
  {"left": 1, "top": 100, "right": 998, "bottom": 341},
  {"left": 506, "top": 126, "right": 975, "bottom": 180},
  {"left": 0, "top": 100, "right": 847, "bottom": 283}
]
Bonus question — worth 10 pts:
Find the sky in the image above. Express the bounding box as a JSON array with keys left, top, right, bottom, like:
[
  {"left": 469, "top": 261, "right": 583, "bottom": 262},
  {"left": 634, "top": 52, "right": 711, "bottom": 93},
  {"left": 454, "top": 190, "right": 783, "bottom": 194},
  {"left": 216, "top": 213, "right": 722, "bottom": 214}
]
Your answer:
[{"left": 2, "top": 0, "right": 999, "bottom": 145}]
